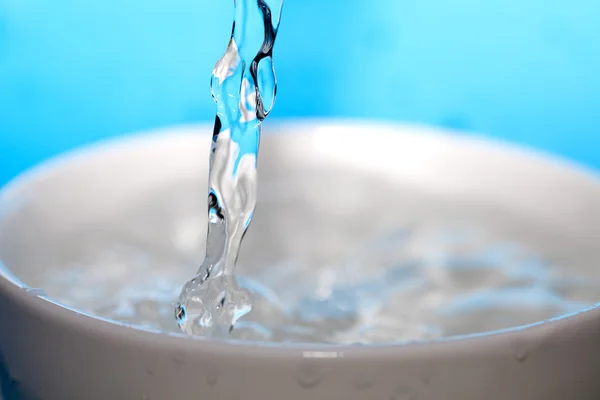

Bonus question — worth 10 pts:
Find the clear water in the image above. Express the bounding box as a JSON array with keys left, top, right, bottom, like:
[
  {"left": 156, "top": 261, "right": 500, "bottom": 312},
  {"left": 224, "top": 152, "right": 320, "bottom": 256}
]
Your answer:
[
  {"left": 174, "top": 0, "right": 283, "bottom": 336},
  {"left": 29, "top": 176, "right": 599, "bottom": 345}
]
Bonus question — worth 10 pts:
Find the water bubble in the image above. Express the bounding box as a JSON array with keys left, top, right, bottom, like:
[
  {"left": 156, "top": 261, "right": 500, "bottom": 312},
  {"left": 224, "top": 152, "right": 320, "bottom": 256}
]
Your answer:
[{"left": 255, "top": 56, "right": 276, "bottom": 117}]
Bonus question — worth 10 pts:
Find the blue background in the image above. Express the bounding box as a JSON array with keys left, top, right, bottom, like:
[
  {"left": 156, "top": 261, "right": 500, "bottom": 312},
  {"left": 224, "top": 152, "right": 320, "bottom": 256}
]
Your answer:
[{"left": 1, "top": 0, "right": 600, "bottom": 185}]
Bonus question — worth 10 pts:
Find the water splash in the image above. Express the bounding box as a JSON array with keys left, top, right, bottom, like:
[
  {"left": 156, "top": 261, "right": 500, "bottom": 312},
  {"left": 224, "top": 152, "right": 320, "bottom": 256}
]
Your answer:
[{"left": 175, "top": 0, "right": 283, "bottom": 337}]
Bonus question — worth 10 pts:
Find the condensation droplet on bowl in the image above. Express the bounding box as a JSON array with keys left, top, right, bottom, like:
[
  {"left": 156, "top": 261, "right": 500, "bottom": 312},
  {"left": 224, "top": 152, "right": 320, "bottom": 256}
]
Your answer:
[
  {"left": 419, "top": 364, "right": 433, "bottom": 385},
  {"left": 295, "top": 363, "right": 323, "bottom": 389},
  {"left": 206, "top": 369, "right": 219, "bottom": 387},
  {"left": 510, "top": 335, "right": 529, "bottom": 362},
  {"left": 352, "top": 368, "right": 376, "bottom": 391},
  {"left": 390, "top": 385, "right": 418, "bottom": 400},
  {"left": 24, "top": 288, "right": 47, "bottom": 297}
]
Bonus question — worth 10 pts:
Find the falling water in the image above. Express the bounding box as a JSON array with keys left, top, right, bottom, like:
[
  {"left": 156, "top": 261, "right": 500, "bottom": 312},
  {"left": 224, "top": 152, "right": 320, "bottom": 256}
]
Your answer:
[{"left": 174, "top": 0, "right": 284, "bottom": 337}]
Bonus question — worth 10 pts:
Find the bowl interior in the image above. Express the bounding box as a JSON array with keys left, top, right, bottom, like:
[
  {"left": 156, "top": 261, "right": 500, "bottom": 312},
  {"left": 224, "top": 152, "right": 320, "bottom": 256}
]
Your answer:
[{"left": 1, "top": 120, "right": 600, "bottom": 344}]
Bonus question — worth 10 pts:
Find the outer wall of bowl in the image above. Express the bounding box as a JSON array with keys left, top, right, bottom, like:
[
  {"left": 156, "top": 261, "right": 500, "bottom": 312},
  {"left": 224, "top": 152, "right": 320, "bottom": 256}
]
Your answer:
[{"left": 2, "top": 280, "right": 600, "bottom": 400}]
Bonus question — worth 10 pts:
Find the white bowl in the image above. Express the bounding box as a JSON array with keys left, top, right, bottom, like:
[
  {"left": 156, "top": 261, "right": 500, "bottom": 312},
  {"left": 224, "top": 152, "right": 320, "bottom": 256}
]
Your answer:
[{"left": 1, "top": 120, "right": 600, "bottom": 400}]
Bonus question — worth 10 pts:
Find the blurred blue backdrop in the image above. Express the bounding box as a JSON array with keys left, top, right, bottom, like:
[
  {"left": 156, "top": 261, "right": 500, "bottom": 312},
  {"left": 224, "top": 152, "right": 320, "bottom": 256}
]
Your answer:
[{"left": 1, "top": 0, "right": 600, "bottom": 185}]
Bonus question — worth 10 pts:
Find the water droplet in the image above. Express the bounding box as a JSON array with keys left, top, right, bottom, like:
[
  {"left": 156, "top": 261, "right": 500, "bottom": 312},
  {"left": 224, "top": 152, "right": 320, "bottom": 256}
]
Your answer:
[
  {"left": 390, "top": 385, "right": 418, "bottom": 400},
  {"left": 510, "top": 336, "right": 529, "bottom": 362},
  {"left": 172, "top": 350, "right": 187, "bottom": 367},
  {"left": 206, "top": 369, "right": 219, "bottom": 387},
  {"left": 353, "top": 371, "right": 375, "bottom": 391},
  {"left": 24, "top": 288, "right": 47, "bottom": 297},
  {"left": 419, "top": 364, "right": 433, "bottom": 385},
  {"left": 296, "top": 363, "right": 323, "bottom": 389}
]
